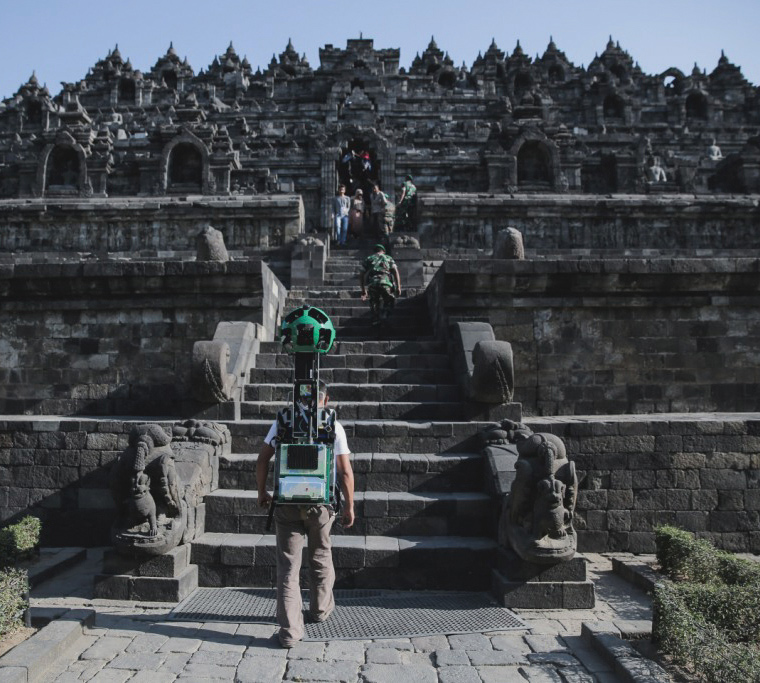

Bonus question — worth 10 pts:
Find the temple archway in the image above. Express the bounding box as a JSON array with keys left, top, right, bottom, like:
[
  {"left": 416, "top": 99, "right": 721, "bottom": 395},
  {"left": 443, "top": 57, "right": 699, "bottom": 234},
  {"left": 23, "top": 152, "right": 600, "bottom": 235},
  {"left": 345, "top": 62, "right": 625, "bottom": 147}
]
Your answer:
[
  {"left": 603, "top": 94, "right": 625, "bottom": 121},
  {"left": 118, "top": 78, "right": 136, "bottom": 104},
  {"left": 46, "top": 145, "right": 81, "bottom": 192},
  {"left": 337, "top": 139, "right": 380, "bottom": 198},
  {"left": 26, "top": 100, "right": 42, "bottom": 125},
  {"left": 685, "top": 91, "right": 708, "bottom": 120},
  {"left": 162, "top": 70, "right": 178, "bottom": 90},
  {"left": 168, "top": 143, "right": 203, "bottom": 192},
  {"left": 517, "top": 141, "right": 552, "bottom": 186}
]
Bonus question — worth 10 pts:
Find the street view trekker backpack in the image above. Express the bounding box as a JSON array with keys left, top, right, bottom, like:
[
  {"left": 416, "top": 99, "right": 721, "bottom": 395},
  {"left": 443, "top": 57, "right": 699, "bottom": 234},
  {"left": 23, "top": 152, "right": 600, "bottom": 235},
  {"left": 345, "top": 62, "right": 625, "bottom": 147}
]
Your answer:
[{"left": 266, "top": 306, "right": 339, "bottom": 529}]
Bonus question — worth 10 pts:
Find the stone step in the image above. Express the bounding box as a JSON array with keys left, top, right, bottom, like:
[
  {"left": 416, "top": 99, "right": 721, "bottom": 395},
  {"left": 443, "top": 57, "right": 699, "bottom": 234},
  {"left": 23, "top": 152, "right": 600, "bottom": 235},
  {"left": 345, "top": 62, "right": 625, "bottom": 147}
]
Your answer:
[
  {"left": 287, "top": 289, "right": 425, "bottom": 301},
  {"left": 240, "top": 401, "right": 468, "bottom": 421},
  {"left": 218, "top": 452, "right": 485, "bottom": 493},
  {"left": 244, "top": 383, "right": 461, "bottom": 403},
  {"left": 191, "top": 533, "right": 497, "bottom": 590},
  {"left": 249, "top": 367, "right": 456, "bottom": 385},
  {"left": 257, "top": 340, "right": 447, "bottom": 354},
  {"left": 254, "top": 353, "right": 451, "bottom": 370},
  {"left": 204, "top": 490, "right": 494, "bottom": 537}
]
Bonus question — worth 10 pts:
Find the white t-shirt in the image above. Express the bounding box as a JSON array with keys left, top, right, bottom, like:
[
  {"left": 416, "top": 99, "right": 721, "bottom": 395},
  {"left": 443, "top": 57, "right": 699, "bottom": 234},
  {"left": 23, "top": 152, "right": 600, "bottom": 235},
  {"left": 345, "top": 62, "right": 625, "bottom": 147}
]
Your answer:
[{"left": 264, "top": 420, "right": 350, "bottom": 457}]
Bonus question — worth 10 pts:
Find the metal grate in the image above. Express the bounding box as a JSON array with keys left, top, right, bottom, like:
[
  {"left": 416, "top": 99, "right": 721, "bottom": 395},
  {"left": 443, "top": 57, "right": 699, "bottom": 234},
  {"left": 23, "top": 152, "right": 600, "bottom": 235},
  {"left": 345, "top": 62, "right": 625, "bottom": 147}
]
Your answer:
[
  {"left": 287, "top": 444, "right": 319, "bottom": 470},
  {"left": 169, "top": 588, "right": 526, "bottom": 640}
]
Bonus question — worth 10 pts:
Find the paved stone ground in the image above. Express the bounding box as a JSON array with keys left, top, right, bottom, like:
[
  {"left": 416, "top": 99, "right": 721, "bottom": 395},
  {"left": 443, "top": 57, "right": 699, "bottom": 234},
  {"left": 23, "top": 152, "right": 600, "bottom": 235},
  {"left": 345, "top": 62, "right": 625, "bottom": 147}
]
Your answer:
[{"left": 30, "top": 550, "right": 654, "bottom": 682}]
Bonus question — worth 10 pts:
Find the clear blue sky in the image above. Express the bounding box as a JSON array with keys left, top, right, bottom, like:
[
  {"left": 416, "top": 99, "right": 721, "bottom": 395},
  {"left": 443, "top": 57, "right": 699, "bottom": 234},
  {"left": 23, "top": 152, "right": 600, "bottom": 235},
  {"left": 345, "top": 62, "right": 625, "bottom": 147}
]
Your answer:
[{"left": 1, "top": 0, "right": 757, "bottom": 99}]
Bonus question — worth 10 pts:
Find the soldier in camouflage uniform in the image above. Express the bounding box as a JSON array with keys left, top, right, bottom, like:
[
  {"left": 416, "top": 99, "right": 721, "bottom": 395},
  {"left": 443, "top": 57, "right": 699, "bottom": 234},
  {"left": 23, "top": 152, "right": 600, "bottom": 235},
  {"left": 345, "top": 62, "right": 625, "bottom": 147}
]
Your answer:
[{"left": 359, "top": 244, "right": 402, "bottom": 325}]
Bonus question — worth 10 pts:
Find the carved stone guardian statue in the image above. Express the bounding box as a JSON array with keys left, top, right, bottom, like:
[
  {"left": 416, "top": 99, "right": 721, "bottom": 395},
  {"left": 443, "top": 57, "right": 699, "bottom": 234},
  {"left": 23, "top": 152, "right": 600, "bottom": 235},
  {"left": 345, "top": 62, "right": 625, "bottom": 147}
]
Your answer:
[{"left": 480, "top": 420, "right": 578, "bottom": 564}]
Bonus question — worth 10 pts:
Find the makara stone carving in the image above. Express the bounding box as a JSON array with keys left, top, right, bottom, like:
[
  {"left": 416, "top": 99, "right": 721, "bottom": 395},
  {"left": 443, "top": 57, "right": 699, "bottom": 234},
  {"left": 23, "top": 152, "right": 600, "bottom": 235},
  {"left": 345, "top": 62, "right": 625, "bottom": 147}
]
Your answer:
[
  {"left": 110, "top": 420, "right": 228, "bottom": 556},
  {"left": 196, "top": 224, "right": 229, "bottom": 262},
  {"left": 481, "top": 420, "right": 578, "bottom": 563}
]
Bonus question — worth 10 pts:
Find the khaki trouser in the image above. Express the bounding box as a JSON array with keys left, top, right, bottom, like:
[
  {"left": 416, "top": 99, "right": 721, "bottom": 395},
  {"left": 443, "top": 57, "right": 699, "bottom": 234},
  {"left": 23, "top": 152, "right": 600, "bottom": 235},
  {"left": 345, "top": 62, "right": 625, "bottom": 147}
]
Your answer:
[{"left": 274, "top": 505, "right": 336, "bottom": 645}]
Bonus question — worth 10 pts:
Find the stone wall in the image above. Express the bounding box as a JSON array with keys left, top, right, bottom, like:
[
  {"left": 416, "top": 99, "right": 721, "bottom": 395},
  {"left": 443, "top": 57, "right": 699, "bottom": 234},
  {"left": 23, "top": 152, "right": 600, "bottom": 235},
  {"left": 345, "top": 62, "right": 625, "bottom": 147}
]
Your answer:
[
  {"left": 2, "top": 416, "right": 758, "bottom": 554},
  {"left": 0, "top": 258, "right": 285, "bottom": 416},
  {"left": 427, "top": 256, "right": 760, "bottom": 415},
  {"left": 0, "top": 195, "right": 304, "bottom": 252},
  {"left": 417, "top": 193, "right": 760, "bottom": 250},
  {"left": 528, "top": 415, "right": 760, "bottom": 555}
]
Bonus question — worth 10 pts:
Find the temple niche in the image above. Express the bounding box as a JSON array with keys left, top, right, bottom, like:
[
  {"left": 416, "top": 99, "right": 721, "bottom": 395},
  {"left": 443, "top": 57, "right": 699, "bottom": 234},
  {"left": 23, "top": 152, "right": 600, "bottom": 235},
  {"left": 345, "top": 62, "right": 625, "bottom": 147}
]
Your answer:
[
  {"left": 685, "top": 91, "right": 709, "bottom": 121},
  {"left": 118, "top": 78, "right": 136, "bottom": 104},
  {"left": 517, "top": 141, "right": 552, "bottom": 188},
  {"left": 45, "top": 145, "right": 80, "bottom": 193},
  {"left": 168, "top": 143, "right": 203, "bottom": 193},
  {"left": 603, "top": 94, "right": 625, "bottom": 121}
]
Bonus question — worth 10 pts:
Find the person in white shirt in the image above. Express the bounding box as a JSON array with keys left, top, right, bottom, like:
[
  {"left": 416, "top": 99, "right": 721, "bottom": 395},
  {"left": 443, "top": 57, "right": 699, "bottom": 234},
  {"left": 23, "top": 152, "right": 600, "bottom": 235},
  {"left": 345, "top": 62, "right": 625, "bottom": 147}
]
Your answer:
[{"left": 257, "top": 381, "right": 354, "bottom": 647}]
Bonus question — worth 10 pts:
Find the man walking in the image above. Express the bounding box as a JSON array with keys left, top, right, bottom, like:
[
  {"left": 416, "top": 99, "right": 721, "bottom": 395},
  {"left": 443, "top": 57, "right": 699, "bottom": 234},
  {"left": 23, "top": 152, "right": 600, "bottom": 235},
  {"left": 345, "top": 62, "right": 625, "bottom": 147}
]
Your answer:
[
  {"left": 257, "top": 382, "right": 355, "bottom": 647},
  {"left": 360, "top": 244, "right": 402, "bottom": 325}
]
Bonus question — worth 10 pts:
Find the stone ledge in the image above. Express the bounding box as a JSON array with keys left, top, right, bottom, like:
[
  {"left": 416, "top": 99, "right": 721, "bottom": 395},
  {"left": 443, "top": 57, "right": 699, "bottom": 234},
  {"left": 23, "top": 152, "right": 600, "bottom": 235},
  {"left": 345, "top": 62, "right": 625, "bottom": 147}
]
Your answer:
[
  {"left": 0, "top": 608, "right": 94, "bottom": 682},
  {"left": 610, "top": 555, "right": 660, "bottom": 593},
  {"left": 581, "top": 621, "right": 669, "bottom": 683}
]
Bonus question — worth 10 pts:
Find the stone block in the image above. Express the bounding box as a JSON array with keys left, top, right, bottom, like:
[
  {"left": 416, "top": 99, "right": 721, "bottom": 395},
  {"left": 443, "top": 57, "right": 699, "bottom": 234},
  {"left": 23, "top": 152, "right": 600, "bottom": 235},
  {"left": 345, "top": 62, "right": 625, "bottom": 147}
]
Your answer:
[{"left": 131, "top": 564, "right": 198, "bottom": 602}]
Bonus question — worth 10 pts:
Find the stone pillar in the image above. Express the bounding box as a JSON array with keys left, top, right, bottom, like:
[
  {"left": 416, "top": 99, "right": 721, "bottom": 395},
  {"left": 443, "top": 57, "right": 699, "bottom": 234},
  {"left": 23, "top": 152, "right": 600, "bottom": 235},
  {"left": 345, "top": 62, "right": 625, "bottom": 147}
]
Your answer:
[
  {"left": 321, "top": 148, "right": 340, "bottom": 230},
  {"left": 380, "top": 147, "right": 396, "bottom": 198},
  {"left": 485, "top": 153, "right": 509, "bottom": 192}
]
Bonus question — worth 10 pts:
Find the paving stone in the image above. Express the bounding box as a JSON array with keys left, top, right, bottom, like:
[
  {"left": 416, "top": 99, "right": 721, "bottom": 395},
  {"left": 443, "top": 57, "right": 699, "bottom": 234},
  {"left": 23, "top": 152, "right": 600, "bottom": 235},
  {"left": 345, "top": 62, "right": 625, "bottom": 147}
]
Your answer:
[
  {"left": 80, "top": 637, "right": 133, "bottom": 660},
  {"left": 236, "top": 624, "right": 278, "bottom": 638},
  {"left": 129, "top": 673, "right": 176, "bottom": 683},
  {"left": 323, "top": 640, "right": 367, "bottom": 662},
  {"left": 366, "top": 645, "right": 402, "bottom": 664},
  {"left": 400, "top": 652, "right": 434, "bottom": 666},
  {"left": 448, "top": 633, "right": 492, "bottom": 650},
  {"left": 284, "top": 659, "right": 360, "bottom": 682},
  {"left": 518, "top": 665, "right": 564, "bottom": 682},
  {"left": 53, "top": 673, "right": 82, "bottom": 683},
  {"left": 490, "top": 635, "right": 530, "bottom": 654},
  {"left": 285, "top": 641, "right": 324, "bottom": 660},
  {"left": 475, "top": 666, "right": 526, "bottom": 683},
  {"left": 434, "top": 649, "right": 470, "bottom": 666},
  {"left": 87, "top": 671, "right": 134, "bottom": 683},
  {"left": 125, "top": 632, "right": 169, "bottom": 654},
  {"left": 157, "top": 652, "right": 192, "bottom": 675},
  {"left": 157, "top": 636, "right": 203, "bottom": 653},
  {"left": 437, "top": 665, "right": 482, "bottom": 683},
  {"left": 178, "top": 663, "right": 237, "bottom": 679},
  {"left": 519, "top": 619, "right": 566, "bottom": 635},
  {"left": 525, "top": 635, "right": 570, "bottom": 653},
  {"left": 360, "top": 663, "right": 437, "bottom": 683},
  {"left": 234, "top": 655, "right": 288, "bottom": 683},
  {"left": 467, "top": 649, "right": 528, "bottom": 666},
  {"left": 105, "top": 652, "right": 166, "bottom": 671},
  {"left": 411, "top": 635, "right": 449, "bottom": 652},
  {"left": 366, "top": 638, "right": 413, "bottom": 650},
  {"left": 190, "top": 649, "right": 244, "bottom": 666},
  {"left": 198, "top": 635, "right": 249, "bottom": 653}
]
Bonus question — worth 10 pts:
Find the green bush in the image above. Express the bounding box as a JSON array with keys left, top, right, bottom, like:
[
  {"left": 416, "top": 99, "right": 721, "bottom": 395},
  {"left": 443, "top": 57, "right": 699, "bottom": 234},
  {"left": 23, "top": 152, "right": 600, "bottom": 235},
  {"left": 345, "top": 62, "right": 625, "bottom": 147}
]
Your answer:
[
  {"left": 654, "top": 581, "right": 760, "bottom": 682},
  {"left": 655, "top": 525, "right": 760, "bottom": 585},
  {"left": 0, "top": 568, "right": 28, "bottom": 639},
  {"left": 654, "top": 526, "right": 760, "bottom": 682},
  {"left": 0, "top": 516, "right": 41, "bottom": 567}
]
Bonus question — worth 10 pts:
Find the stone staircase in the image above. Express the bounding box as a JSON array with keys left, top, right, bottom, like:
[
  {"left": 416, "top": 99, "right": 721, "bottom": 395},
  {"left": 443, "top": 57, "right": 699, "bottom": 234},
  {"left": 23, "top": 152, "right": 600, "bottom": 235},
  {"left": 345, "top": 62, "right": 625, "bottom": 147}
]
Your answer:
[{"left": 190, "top": 245, "right": 506, "bottom": 591}]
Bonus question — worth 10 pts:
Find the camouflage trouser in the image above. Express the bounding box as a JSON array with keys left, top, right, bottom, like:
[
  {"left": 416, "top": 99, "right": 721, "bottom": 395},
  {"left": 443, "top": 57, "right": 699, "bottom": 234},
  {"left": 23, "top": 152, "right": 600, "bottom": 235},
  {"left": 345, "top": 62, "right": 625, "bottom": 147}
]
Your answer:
[{"left": 368, "top": 284, "right": 395, "bottom": 323}]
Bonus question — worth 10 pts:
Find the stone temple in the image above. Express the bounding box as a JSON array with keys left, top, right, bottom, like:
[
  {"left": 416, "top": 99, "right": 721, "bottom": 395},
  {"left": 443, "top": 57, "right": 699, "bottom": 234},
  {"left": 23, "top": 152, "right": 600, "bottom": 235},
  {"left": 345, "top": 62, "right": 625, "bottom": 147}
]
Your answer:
[{"left": 0, "top": 36, "right": 759, "bottom": 607}]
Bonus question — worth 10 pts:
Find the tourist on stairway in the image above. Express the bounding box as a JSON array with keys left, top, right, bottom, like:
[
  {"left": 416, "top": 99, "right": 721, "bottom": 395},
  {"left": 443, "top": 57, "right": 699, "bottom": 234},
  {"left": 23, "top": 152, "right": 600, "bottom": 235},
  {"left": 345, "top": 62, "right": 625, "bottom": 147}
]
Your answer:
[
  {"left": 349, "top": 188, "right": 365, "bottom": 238},
  {"left": 332, "top": 184, "right": 350, "bottom": 246}
]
